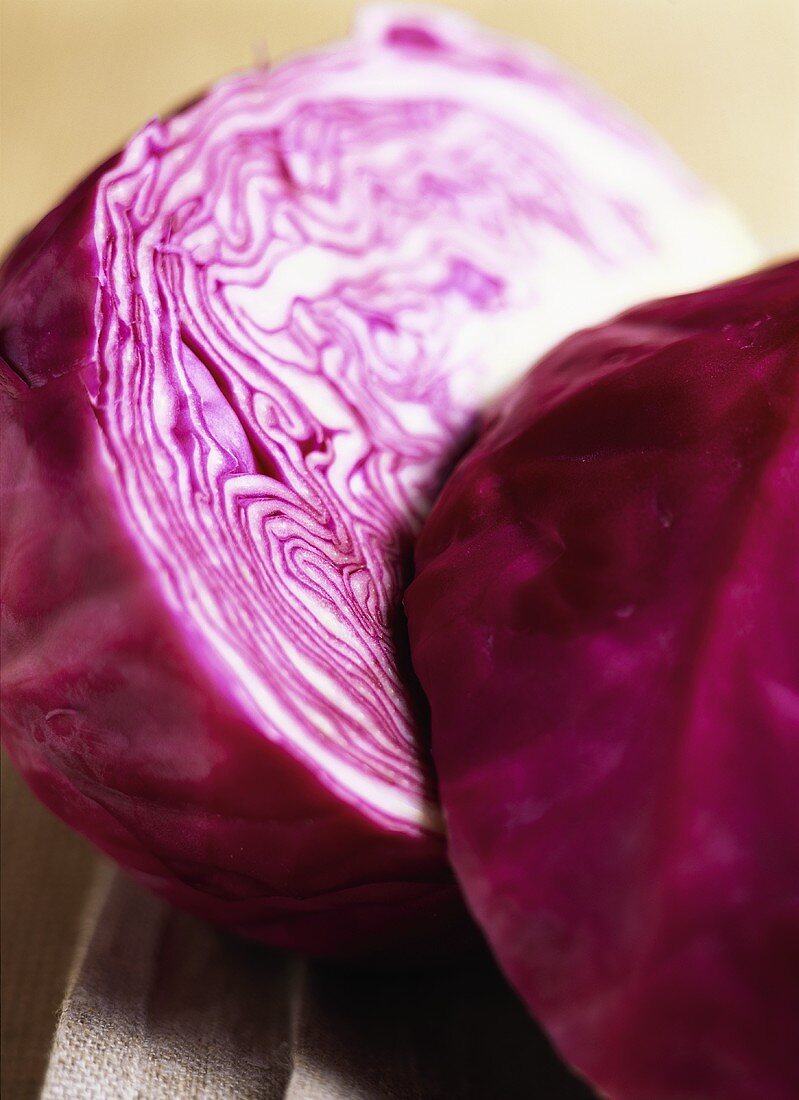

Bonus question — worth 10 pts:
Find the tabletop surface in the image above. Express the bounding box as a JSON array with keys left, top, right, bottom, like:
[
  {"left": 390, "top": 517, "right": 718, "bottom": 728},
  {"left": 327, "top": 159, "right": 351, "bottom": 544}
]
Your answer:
[{"left": 2, "top": 3, "right": 797, "bottom": 1097}]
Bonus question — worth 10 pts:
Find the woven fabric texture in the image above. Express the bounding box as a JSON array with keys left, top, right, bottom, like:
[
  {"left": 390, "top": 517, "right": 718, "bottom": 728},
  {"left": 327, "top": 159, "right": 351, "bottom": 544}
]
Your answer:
[{"left": 40, "top": 871, "right": 591, "bottom": 1099}]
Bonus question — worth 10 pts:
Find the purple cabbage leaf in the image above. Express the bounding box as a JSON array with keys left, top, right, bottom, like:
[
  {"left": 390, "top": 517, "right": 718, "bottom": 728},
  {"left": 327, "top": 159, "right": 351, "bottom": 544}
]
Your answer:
[{"left": 407, "top": 260, "right": 799, "bottom": 1089}]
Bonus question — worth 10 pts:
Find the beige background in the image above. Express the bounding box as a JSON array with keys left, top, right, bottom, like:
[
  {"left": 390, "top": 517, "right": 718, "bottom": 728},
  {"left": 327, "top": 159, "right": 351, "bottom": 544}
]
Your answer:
[{"left": 1, "top": 2, "right": 798, "bottom": 1097}]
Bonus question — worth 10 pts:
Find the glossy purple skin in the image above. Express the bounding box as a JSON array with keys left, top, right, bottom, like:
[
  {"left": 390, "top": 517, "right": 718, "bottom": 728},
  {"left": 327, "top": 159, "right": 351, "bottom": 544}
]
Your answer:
[
  {"left": 407, "top": 262, "right": 799, "bottom": 1095},
  {"left": 0, "top": 175, "right": 468, "bottom": 961}
]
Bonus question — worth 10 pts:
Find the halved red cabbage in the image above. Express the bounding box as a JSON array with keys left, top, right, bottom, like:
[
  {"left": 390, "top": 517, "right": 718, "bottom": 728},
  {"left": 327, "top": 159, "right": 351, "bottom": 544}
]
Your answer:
[
  {"left": 407, "top": 261, "right": 799, "bottom": 1090},
  {"left": 1, "top": 4, "right": 755, "bottom": 953}
]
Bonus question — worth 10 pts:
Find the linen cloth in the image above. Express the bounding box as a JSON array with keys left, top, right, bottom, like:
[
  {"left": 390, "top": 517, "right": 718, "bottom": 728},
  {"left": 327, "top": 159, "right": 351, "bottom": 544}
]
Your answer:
[{"left": 40, "top": 869, "right": 591, "bottom": 1099}]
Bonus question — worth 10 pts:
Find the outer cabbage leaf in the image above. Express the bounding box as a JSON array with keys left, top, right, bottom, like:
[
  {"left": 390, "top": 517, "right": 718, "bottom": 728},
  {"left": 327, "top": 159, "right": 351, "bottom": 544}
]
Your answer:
[
  {"left": 407, "top": 260, "right": 799, "bottom": 1088},
  {"left": 1, "top": 3, "right": 756, "bottom": 953}
]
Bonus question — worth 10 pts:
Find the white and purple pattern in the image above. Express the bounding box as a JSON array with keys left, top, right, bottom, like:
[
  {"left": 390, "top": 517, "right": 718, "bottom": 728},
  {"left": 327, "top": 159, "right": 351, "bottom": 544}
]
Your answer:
[{"left": 90, "top": 3, "right": 755, "bottom": 833}]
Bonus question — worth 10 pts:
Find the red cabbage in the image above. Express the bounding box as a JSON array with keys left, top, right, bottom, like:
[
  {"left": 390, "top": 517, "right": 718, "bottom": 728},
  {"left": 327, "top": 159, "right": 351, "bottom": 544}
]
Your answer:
[
  {"left": 407, "top": 260, "right": 799, "bottom": 1091},
  {"left": 1, "top": 4, "right": 755, "bottom": 954}
]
